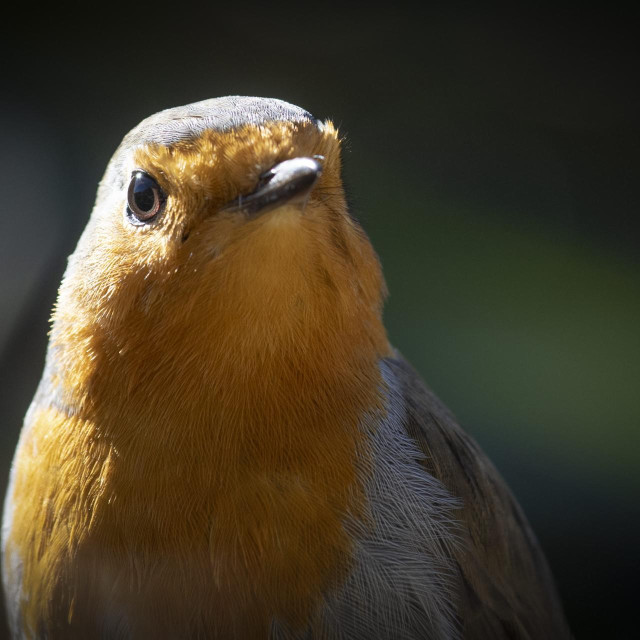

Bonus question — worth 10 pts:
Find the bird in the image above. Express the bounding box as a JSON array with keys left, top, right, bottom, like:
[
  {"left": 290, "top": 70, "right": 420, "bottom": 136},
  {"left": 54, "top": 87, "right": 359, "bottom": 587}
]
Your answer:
[{"left": 2, "top": 96, "right": 571, "bottom": 639}]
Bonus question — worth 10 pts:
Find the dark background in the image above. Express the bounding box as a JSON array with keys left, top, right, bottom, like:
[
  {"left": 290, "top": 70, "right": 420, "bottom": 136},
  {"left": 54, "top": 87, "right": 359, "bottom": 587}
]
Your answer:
[{"left": 1, "top": 6, "right": 638, "bottom": 638}]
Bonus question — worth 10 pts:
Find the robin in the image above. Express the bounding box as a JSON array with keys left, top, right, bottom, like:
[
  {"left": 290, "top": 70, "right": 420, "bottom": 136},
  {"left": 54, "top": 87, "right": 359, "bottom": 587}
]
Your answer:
[{"left": 2, "top": 97, "right": 571, "bottom": 639}]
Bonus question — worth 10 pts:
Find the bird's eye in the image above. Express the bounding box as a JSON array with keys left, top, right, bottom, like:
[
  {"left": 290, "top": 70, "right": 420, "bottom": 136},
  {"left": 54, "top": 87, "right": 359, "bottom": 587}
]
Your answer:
[{"left": 126, "top": 171, "right": 166, "bottom": 224}]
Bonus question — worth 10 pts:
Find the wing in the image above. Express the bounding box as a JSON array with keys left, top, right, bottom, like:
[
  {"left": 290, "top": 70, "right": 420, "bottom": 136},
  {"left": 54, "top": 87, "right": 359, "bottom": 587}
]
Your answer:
[{"left": 384, "top": 354, "right": 571, "bottom": 639}]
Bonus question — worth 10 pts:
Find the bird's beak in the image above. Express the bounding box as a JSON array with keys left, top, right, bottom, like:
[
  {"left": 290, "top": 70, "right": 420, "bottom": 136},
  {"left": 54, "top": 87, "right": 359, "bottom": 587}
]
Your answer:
[{"left": 223, "top": 156, "right": 323, "bottom": 216}]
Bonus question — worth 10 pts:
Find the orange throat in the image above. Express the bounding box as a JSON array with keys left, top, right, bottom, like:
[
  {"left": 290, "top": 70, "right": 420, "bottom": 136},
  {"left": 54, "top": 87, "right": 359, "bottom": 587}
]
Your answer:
[{"left": 7, "top": 199, "right": 391, "bottom": 636}]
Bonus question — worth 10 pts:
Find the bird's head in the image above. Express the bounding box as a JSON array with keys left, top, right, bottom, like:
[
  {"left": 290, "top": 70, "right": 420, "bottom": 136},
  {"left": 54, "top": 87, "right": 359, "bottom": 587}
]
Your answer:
[{"left": 50, "top": 97, "right": 390, "bottom": 411}]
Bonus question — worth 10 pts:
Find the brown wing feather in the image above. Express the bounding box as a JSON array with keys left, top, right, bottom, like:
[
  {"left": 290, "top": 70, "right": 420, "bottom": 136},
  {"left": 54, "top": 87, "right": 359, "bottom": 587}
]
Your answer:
[{"left": 386, "top": 355, "right": 572, "bottom": 639}]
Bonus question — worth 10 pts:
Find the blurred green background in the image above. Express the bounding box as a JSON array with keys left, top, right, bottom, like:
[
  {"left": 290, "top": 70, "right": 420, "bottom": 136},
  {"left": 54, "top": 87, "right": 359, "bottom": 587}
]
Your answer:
[{"left": 1, "top": 6, "right": 638, "bottom": 638}]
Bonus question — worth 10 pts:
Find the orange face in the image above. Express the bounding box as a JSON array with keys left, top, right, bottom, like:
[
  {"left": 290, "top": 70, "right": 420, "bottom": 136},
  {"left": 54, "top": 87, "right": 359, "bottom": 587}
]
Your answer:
[{"left": 5, "top": 109, "right": 392, "bottom": 637}]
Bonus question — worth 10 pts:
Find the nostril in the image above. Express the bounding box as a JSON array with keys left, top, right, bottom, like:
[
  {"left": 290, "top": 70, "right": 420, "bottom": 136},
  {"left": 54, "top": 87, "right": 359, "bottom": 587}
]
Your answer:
[{"left": 256, "top": 170, "right": 275, "bottom": 189}]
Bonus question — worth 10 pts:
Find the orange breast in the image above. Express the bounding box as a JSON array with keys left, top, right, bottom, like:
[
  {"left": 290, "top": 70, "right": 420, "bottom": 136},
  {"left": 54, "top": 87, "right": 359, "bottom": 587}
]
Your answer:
[
  {"left": 5, "top": 116, "right": 392, "bottom": 637},
  {"left": 5, "top": 211, "right": 391, "bottom": 638}
]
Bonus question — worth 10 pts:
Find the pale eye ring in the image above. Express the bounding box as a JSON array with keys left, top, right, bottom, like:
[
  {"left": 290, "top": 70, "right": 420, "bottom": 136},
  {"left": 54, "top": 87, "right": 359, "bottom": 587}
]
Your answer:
[{"left": 126, "top": 171, "right": 166, "bottom": 224}]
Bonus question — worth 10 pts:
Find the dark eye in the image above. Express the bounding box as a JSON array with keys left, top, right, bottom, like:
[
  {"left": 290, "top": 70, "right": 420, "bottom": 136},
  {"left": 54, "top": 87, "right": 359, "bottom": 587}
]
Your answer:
[{"left": 126, "top": 171, "right": 166, "bottom": 224}]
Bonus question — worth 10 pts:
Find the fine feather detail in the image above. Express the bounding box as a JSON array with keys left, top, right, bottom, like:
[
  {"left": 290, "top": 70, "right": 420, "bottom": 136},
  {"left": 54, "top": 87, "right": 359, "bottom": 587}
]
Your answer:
[
  {"left": 384, "top": 354, "right": 572, "bottom": 639},
  {"left": 272, "top": 359, "right": 463, "bottom": 639}
]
